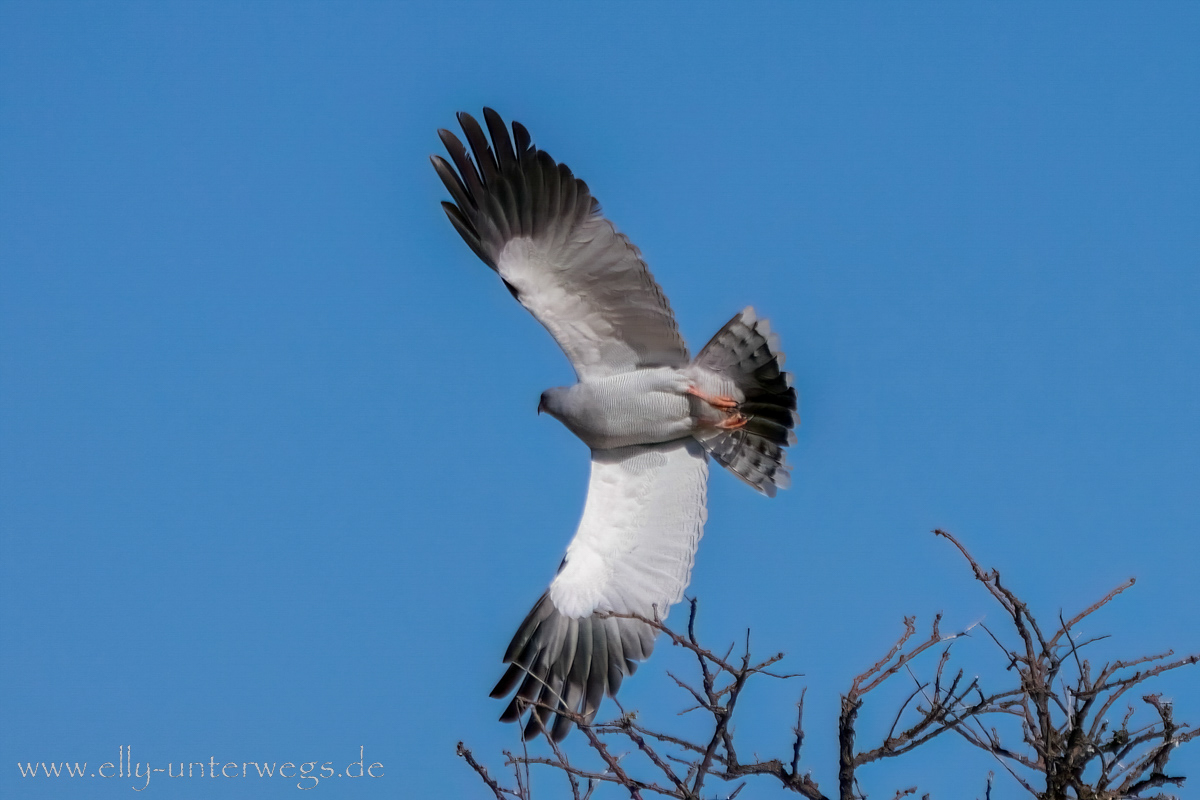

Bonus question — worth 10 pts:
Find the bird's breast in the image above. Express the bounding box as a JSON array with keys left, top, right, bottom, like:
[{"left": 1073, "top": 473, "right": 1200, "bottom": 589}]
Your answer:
[{"left": 556, "top": 369, "right": 696, "bottom": 450}]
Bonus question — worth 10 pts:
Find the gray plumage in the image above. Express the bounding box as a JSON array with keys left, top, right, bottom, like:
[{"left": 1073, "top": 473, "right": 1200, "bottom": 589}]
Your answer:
[
  {"left": 692, "top": 309, "right": 799, "bottom": 496},
  {"left": 433, "top": 109, "right": 799, "bottom": 740},
  {"left": 432, "top": 108, "right": 688, "bottom": 380}
]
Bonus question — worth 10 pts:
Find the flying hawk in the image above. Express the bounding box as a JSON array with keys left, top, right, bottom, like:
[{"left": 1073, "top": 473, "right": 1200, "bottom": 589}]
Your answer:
[{"left": 432, "top": 109, "right": 798, "bottom": 740}]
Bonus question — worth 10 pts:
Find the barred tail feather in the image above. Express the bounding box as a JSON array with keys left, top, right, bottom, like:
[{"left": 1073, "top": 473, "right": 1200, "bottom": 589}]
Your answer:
[{"left": 691, "top": 307, "right": 798, "bottom": 496}]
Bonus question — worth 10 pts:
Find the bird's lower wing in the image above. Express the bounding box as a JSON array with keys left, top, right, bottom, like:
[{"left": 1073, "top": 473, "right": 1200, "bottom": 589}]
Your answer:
[{"left": 490, "top": 439, "right": 709, "bottom": 740}]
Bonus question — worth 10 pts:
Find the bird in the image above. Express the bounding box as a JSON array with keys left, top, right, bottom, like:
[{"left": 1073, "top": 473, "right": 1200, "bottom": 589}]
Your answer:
[{"left": 432, "top": 109, "right": 798, "bottom": 741}]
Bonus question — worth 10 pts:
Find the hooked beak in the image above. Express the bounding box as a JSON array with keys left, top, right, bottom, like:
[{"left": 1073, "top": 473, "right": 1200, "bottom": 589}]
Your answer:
[{"left": 537, "top": 397, "right": 546, "bottom": 415}]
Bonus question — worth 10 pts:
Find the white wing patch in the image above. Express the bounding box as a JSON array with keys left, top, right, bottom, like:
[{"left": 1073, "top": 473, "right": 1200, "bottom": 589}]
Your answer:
[
  {"left": 549, "top": 439, "right": 709, "bottom": 620},
  {"left": 497, "top": 223, "right": 687, "bottom": 380},
  {"left": 499, "top": 237, "right": 614, "bottom": 374}
]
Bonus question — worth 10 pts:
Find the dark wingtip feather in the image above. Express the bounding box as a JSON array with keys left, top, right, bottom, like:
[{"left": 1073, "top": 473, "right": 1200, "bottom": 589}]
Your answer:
[
  {"left": 482, "top": 107, "right": 516, "bottom": 169},
  {"left": 499, "top": 696, "right": 522, "bottom": 724},
  {"left": 522, "top": 698, "right": 549, "bottom": 740},
  {"left": 455, "top": 110, "right": 479, "bottom": 136},
  {"left": 431, "top": 155, "right": 472, "bottom": 212},
  {"left": 512, "top": 120, "right": 533, "bottom": 159},
  {"left": 441, "top": 202, "right": 494, "bottom": 269},
  {"left": 457, "top": 111, "right": 497, "bottom": 184},
  {"left": 491, "top": 593, "right": 659, "bottom": 741},
  {"left": 490, "top": 662, "right": 524, "bottom": 699},
  {"left": 436, "top": 127, "right": 461, "bottom": 149}
]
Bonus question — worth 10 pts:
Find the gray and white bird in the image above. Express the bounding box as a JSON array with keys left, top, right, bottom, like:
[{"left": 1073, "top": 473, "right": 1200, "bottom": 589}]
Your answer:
[{"left": 432, "top": 109, "right": 798, "bottom": 741}]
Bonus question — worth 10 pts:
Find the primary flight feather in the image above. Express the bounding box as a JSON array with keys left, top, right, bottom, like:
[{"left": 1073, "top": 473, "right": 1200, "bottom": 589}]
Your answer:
[{"left": 433, "top": 109, "right": 799, "bottom": 740}]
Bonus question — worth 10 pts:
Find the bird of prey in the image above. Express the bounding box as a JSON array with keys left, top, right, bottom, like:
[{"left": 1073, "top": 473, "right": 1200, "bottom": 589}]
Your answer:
[{"left": 432, "top": 109, "right": 798, "bottom": 741}]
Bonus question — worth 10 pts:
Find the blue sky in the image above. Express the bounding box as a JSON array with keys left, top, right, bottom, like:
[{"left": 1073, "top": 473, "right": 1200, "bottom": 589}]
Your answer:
[{"left": 2, "top": 3, "right": 1198, "bottom": 798}]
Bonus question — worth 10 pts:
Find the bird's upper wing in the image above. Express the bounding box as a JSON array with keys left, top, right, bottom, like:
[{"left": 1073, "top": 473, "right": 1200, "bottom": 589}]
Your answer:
[
  {"left": 432, "top": 109, "right": 689, "bottom": 380},
  {"left": 490, "top": 438, "right": 709, "bottom": 740}
]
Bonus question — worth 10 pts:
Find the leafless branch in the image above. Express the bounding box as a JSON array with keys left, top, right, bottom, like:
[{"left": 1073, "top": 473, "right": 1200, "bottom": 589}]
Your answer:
[{"left": 460, "top": 531, "right": 1197, "bottom": 800}]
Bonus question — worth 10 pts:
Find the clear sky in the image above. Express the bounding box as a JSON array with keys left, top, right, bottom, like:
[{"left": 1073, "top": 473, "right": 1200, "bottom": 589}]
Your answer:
[{"left": 2, "top": 3, "right": 1198, "bottom": 798}]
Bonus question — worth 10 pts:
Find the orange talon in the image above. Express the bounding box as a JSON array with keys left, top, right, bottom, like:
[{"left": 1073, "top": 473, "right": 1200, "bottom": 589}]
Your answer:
[{"left": 716, "top": 412, "right": 749, "bottom": 430}]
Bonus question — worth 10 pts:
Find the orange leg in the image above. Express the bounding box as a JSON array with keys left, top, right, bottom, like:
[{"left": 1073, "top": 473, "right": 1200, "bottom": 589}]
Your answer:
[{"left": 687, "top": 385, "right": 740, "bottom": 411}]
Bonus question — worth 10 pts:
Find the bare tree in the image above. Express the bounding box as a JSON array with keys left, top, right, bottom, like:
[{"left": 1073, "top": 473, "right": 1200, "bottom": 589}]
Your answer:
[{"left": 459, "top": 531, "right": 1198, "bottom": 799}]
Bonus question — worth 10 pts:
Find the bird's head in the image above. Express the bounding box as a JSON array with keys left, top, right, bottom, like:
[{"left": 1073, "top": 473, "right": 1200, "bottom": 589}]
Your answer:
[{"left": 538, "top": 387, "right": 568, "bottom": 419}]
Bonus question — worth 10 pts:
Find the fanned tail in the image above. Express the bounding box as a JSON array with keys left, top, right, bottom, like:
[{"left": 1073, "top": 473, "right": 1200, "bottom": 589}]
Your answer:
[{"left": 689, "top": 307, "right": 798, "bottom": 496}]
